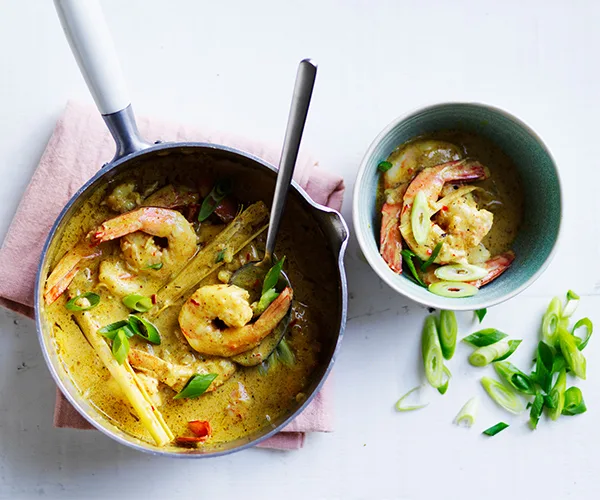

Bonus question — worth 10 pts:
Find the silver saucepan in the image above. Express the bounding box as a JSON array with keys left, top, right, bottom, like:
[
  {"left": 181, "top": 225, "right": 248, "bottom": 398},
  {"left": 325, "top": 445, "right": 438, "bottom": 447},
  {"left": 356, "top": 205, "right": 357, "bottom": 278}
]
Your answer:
[{"left": 34, "top": 0, "right": 348, "bottom": 457}]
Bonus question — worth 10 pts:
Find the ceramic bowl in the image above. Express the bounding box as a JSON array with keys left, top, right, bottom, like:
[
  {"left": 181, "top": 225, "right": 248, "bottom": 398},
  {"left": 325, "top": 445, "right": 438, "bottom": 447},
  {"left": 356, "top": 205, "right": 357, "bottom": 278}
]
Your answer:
[{"left": 352, "top": 102, "right": 562, "bottom": 310}]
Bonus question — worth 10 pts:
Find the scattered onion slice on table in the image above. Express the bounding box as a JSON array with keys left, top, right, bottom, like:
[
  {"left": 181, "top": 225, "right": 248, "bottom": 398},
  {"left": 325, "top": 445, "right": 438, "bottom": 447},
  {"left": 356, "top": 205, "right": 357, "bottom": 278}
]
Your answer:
[{"left": 454, "top": 397, "right": 479, "bottom": 427}]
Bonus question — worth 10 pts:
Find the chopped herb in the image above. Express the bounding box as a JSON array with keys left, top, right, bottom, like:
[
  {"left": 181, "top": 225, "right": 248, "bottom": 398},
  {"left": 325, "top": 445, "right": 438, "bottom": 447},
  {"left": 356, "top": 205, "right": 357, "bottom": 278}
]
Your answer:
[
  {"left": 145, "top": 262, "right": 163, "bottom": 270},
  {"left": 65, "top": 292, "right": 100, "bottom": 311},
  {"left": 483, "top": 422, "right": 509, "bottom": 436},
  {"left": 216, "top": 249, "right": 226, "bottom": 263},
  {"left": 377, "top": 161, "right": 393, "bottom": 172}
]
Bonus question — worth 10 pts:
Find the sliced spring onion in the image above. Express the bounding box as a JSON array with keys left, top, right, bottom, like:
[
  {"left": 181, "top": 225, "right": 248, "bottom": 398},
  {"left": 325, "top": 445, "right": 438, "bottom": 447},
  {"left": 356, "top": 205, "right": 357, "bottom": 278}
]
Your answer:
[
  {"left": 262, "top": 257, "right": 285, "bottom": 295},
  {"left": 395, "top": 386, "right": 429, "bottom": 412},
  {"left": 198, "top": 179, "right": 232, "bottom": 222},
  {"left": 65, "top": 292, "right": 100, "bottom": 311},
  {"left": 421, "top": 315, "right": 444, "bottom": 389},
  {"left": 400, "top": 249, "right": 426, "bottom": 287},
  {"left": 474, "top": 308, "right": 487, "bottom": 323},
  {"left": 547, "top": 369, "right": 567, "bottom": 420},
  {"left": 215, "top": 249, "right": 226, "bottom": 263},
  {"left": 173, "top": 373, "right": 218, "bottom": 399},
  {"left": 558, "top": 328, "right": 586, "bottom": 380},
  {"left": 98, "top": 320, "right": 134, "bottom": 340},
  {"left": 411, "top": 191, "right": 430, "bottom": 245},
  {"left": 531, "top": 341, "right": 554, "bottom": 393},
  {"left": 572, "top": 318, "right": 593, "bottom": 351},
  {"left": 429, "top": 281, "right": 478, "bottom": 298},
  {"left": 454, "top": 397, "right": 479, "bottom": 427},
  {"left": 562, "top": 290, "right": 580, "bottom": 318},
  {"left": 439, "top": 310, "right": 458, "bottom": 360},
  {"left": 254, "top": 288, "right": 279, "bottom": 316},
  {"left": 437, "top": 365, "right": 452, "bottom": 395},
  {"left": 128, "top": 315, "right": 161, "bottom": 345},
  {"left": 434, "top": 264, "right": 487, "bottom": 282},
  {"left": 562, "top": 387, "right": 587, "bottom": 416},
  {"left": 494, "top": 361, "right": 536, "bottom": 395},
  {"left": 494, "top": 339, "right": 521, "bottom": 362},
  {"left": 145, "top": 262, "right": 163, "bottom": 270},
  {"left": 122, "top": 294, "right": 153, "bottom": 313},
  {"left": 421, "top": 242, "right": 443, "bottom": 271},
  {"left": 469, "top": 339, "right": 520, "bottom": 367},
  {"left": 112, "top": 328, "right": 130, "bottom": 365},
  {"left": 481, "top": 376, "right": 525, "bottom": 414},
  {"left": 482, "top": 422, "right": 509, "bottom": 436},
  {"left": 275, "top": 338, "right": 295, "bottom": 367},
  {"left": 529, "top": 392, "right": 544, "bottom": 430},
  {"left": 541, "top": 297, "right": 562, "bottom": 346},
  {"left": 462, "top": 328, "right": 508, "bottom": 347},
  {"left": 377, "top": 160, "right": 393, "bottom": 172}
]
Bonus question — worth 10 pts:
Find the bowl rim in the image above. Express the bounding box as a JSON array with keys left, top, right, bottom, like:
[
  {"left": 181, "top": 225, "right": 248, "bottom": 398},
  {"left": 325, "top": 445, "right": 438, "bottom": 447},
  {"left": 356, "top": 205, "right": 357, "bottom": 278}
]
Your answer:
[{"left": 352, "top": 101, "right": 563, "bottom": 311}]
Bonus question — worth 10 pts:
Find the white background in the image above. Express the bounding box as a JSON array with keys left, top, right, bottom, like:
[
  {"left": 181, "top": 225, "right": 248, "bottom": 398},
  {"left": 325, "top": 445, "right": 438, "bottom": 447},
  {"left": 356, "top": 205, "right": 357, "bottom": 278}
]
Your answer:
[{"left": 1, "top": 0, "right": 600, "bottom": 498}]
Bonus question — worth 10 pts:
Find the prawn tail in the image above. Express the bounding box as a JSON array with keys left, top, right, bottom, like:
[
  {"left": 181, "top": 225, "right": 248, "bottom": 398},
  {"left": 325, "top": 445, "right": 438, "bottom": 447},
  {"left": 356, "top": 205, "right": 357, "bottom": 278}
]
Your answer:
[
  {"left": 470, "top": 251, "right": 515, "bottom": 288},
  {"left": 445, "top": 159, "right": 490, "bottom": 183},
  {"left": 380, "top": 203, "right": 403, "bottom": 273}
]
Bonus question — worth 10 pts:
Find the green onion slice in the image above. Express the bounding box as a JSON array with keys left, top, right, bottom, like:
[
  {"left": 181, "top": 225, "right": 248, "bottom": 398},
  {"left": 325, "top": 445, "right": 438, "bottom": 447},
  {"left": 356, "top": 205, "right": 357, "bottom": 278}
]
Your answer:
[
  {"left": 401, "top": 250, "right": 426, "bottom": 287},
  {"left": 482, "top": 422, "right": 509, "bottom": 436},
  {"left": 112, "top": 328, "right": 130, "bottom": 365},
  {"left": 558, "top": 328, "right": 586, "bottom": 380},
  {"left": 198, "top": 179, "right": 232, "bottom": 222},
  {"left": 469, "top": 339, "right": 520, "bottom": 367},
  {"left": 494, "top": 361, "right": 536, "bottom": 395},
  {"left": 572, "top": 318, "right": 593, "bottom": 351},
  {"left": 145, "top": 262, "right": 163, "bottom": 270},
  {"left": 429, "top": 281, "right": 478, "bottom": 298},
  {"left": 377, "top": 160, "right": 393, "bottom": 172},
  {"left": 65, "top": 292, "right": 100, "bottom": 311},
  {"left": 98, "top": 320, "right": 134, "bottom": 340},
  {"left": 547, "top": 369, "right": 567, "bottom": 420},
  {"left": 541, "top": 297, "right": 562, "bottom": 345},
  {"left": 128, "top": 315, "right": 161, "bottom": 345},
  {"left": 562, "top": 387, "right": 587, "bottom": 416},
  {"left": 474, "top": 308, "right": 487, "bottom": 323},
  {"left": 437, "top": 365, "right": 451, "bottom": 395},
  {"left": 532, "top": 341, "right": 555, "bottom": 393},
  {"left": 454, "top": 397, "right": 479, "bottom": 427},
  {"left": 173, "top": 373, "right": 218, "bottom": 399},
  {"left": 529, "top": 392, "right": 544, "bottom": 430},
  {"left": 395, "top": 386, "right": 429, "bottom": 412},
  {"left": 421, "top": 315, "right": 444, "bottom": 389},
  {"left": 481, "top": 376, "right": 525, "bottom": 414},
  {"left": 439, "top": 310, "right": 458, "bottom": 360},
  {"left": 275, "top": 338, "right": 295, "bottom": 367},
  {"left": 434, "top": 263, "right": 487, "bottom": 282},
  {"left": 462, "top": 328, "right": 508, "bottom": 347},
  {"left": 493, "top": 339, "right": 521, "bottom": 362},
  {"left": 262, "top": 257, "right": 285, "bottom": 295},
  {"left": 410, "top": 191, "right": 430, "bottom": 246},
  {"left": 122, "top": 294, "right": 153, "bottom": 313},
  {"left": 421, "top": 242, "right": 443, "bottom": 271},
  {"left": 215, "top": 249, "right": 226, "bottom": 263},
  {"left": 562, "top": 290, "right": 580, "bottom": 318}
]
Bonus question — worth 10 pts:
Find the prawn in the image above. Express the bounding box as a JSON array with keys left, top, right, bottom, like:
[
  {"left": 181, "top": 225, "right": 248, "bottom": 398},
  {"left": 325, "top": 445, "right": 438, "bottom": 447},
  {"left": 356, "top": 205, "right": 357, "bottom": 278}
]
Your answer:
[
  {"left": 400, "top": 159, "right": 491, "bottom": 264},
  {"left": 179, "top": 284, "right": 293, "bottom": 357},
  {"left": 380, "top": 140, "right": 463, "bottom": 273}
]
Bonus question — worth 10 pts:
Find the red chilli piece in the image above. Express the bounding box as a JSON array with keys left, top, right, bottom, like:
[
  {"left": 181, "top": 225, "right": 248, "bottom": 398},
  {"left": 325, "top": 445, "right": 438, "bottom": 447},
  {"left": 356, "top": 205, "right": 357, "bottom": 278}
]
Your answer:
[
  {"left": 176, "top": 436, "right": 207, "bottom": 444},
  {"left": 188, "top": 420, "right": 212, "bottom": 439}
]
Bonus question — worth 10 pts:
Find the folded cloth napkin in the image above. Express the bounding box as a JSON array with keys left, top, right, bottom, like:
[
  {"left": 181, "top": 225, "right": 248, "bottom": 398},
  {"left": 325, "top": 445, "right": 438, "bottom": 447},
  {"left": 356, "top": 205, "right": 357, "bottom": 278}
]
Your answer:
[{"left": 0, "top": 101, "right": 344, "bottom": 450}]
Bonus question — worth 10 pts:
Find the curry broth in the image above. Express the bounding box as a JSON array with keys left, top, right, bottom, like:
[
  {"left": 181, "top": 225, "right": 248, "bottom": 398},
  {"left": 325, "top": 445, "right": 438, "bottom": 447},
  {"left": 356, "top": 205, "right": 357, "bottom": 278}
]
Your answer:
[{"left": 44, "top": 159, "right": 337, "bottom": 447}]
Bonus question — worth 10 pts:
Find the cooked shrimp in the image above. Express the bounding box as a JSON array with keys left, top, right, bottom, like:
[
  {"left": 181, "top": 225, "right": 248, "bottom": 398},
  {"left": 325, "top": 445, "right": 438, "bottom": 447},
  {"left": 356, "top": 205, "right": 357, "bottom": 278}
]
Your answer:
[
  {"left": 128, "top": 348, "right": 236, "bottom": 392},
  {"left": 380, "top": 140, "right": 463, "bottom": 273},
  {"left": 98, "top": 258, "right": 143, "bottom": 296},
  {"left": 105, "top": 182, "right": 142, "bottom": 213},
  {"left": 44, "top": 240, "right": 102, "bottom": 305},
  {"left": 142, "top": 184, "right": 199, "bottom": 209},
  {"left": 92, "top": 207, "right": 197, "bottom": 273},
  {"left": 179, "top": 284, "right": 293, "bottom": 357},
  {"left": 400, "top": 160, "right": 491, "bottom": 264}
]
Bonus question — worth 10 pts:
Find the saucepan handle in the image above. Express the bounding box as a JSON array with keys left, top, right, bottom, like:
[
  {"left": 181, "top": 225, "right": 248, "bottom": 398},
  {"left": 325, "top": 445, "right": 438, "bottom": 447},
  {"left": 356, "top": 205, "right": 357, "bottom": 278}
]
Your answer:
[{"left": 54, "top": 0, "right": 150, "bottom": 161}]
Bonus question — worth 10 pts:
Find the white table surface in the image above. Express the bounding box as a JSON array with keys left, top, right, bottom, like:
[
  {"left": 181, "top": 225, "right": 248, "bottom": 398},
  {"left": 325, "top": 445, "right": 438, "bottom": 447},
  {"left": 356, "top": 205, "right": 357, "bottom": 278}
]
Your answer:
[{"left": 1, "top": 0, "right": 599, "bottom": 498}]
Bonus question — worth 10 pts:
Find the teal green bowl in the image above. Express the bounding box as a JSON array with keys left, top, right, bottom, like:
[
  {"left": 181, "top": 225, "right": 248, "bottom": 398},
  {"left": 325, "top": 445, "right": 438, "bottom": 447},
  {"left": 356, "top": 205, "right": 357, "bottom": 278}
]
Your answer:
[{"left": 352, "top": 103, "right": 562, "bottom": 310}]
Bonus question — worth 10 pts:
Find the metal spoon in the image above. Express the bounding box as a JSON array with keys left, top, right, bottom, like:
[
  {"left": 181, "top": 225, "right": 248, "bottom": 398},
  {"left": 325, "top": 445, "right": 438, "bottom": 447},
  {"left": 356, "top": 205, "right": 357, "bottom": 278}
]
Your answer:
[{"left": 230, "top": 58, "right": 317, "bottom": 299}]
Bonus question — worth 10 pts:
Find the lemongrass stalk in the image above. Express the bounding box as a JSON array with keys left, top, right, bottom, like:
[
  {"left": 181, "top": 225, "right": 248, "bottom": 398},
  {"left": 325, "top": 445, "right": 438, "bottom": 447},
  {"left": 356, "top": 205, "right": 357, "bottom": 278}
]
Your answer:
[
  {"left": 454, "top": 397, "right": 479, "bottom": 427},
  {"left": 481, "top": 376, "right": 525, "bottom": 414}
]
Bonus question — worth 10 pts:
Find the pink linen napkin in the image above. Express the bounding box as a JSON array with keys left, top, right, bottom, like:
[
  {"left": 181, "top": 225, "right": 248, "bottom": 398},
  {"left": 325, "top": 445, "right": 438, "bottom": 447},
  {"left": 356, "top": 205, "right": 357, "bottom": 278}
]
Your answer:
[{"left": 0, "top": 101, "right": 344, "bottom": 450}]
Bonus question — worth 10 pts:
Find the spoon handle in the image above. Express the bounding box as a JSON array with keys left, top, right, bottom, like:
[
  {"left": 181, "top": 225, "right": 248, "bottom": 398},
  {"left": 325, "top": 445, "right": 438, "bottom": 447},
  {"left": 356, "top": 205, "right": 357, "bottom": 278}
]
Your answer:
[{"left": 265, "top": 59, "right": 318, "bottom": 259}]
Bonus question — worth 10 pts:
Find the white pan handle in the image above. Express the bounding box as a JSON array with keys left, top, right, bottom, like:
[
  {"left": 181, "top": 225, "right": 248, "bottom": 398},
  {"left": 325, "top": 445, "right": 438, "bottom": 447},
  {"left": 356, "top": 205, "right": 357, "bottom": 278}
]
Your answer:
[{"left": 54, "top": 0, "right": 130, "bottom": 115}]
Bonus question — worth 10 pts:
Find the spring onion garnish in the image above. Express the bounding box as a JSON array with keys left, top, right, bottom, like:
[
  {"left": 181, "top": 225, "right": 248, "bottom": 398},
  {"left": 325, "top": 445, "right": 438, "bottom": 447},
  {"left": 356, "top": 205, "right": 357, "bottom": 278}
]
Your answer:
[
  {"left": 215, "top": 249, "right": 226, "bottom": 263},
  {"left": 531, "top": 341, "right": 554, "bottom": 393},
  {"left": 173, "top": 373, "right": 218, "bottom": 399},
  {"left": 65, "top": 292, "right": 100, "bottom": 311},
  {"left": 437, "top": 365, "right": 452, "bottom": 395},
  {"left": 469, "top": 339, "right": 516, "bottom": 367},
  {"left": 483, "top": 422, "right": 509, "bottom": 436},
  {"left": 428, "top": 281, "right": 478, "bottom": 298},
  {"left": 541, "top": 297, "right": 562, "bottom": 346},
  {"left": 494, "top": 339, "right": 521, "bottom": 362},
  {"left": 562, "top": 387, "right": 587, "bottom": 416},
  {"left": 98, "top": 320, "right": 134, "bottom": 340},
  {"left": 547, "top": 369, "right": 567, "bottom": 420},
  {"left": 434, "top": 264, "right": 487, "bottom": 282},
  {"left": 145, "top": 262, "right": 163, "bottom": 270},
  {"left": 494, "top": 361, "right": 536, "bottom": 395},
  {"left": 421, "top": 242, "right": 443, "bottom": 271},
  {"left": 558, "top": 327, "right": 586, "bottom": 380},
  {"left": 128, "top": 315, "right": 161, "bottom": 345},
  {"left": 122, "top": 294, "right": 153, "bottom": 313},
  {"left": 254, "top": 257, "right": 285, "bottom": 315},
  {"left": 112, "top": 328, "right": 130, "bottom": 365},
  {"left": 572, "top": 318, "right": 593, "bottom": 351},
  {"left": 529, "top": 392, "right": 544, "bottom": 430},
  {"left": 411, "top": 191, "right": 430, "bottom": 245},
  {"left": 454, "top": 397, "right": 479, "bottom": 427},
  {"left": 198, "top": 179, "right": 232, "bottom": 222},
  {"left": 474, "top": 308, "right": 487, "bottom": 323},
  {"left": 462, "top": 328, "right": 508, "bottom": 347},
  {"left": 377, "top": 160, "right": 393, "bottom": 172},
  {"left": 439, "top": 310, "right": 458, "bottom": 360},
  {"left": 275, "top": 338, "right": 295, "bottom": 367},
  {"left": 422, "top": 315, "right": 444, "bottom": 389},
  {"left": 481, "top": 376, "right": 525, "bottom": 414},
  {"left": 400, "top": 249, "right": 426, "bottom": 287},
  {"left": 395, "top": 386, "right": 429, "bottom": 412},
  {"left": 562, "top": 290, "right": 580, "bottom": 318}
]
